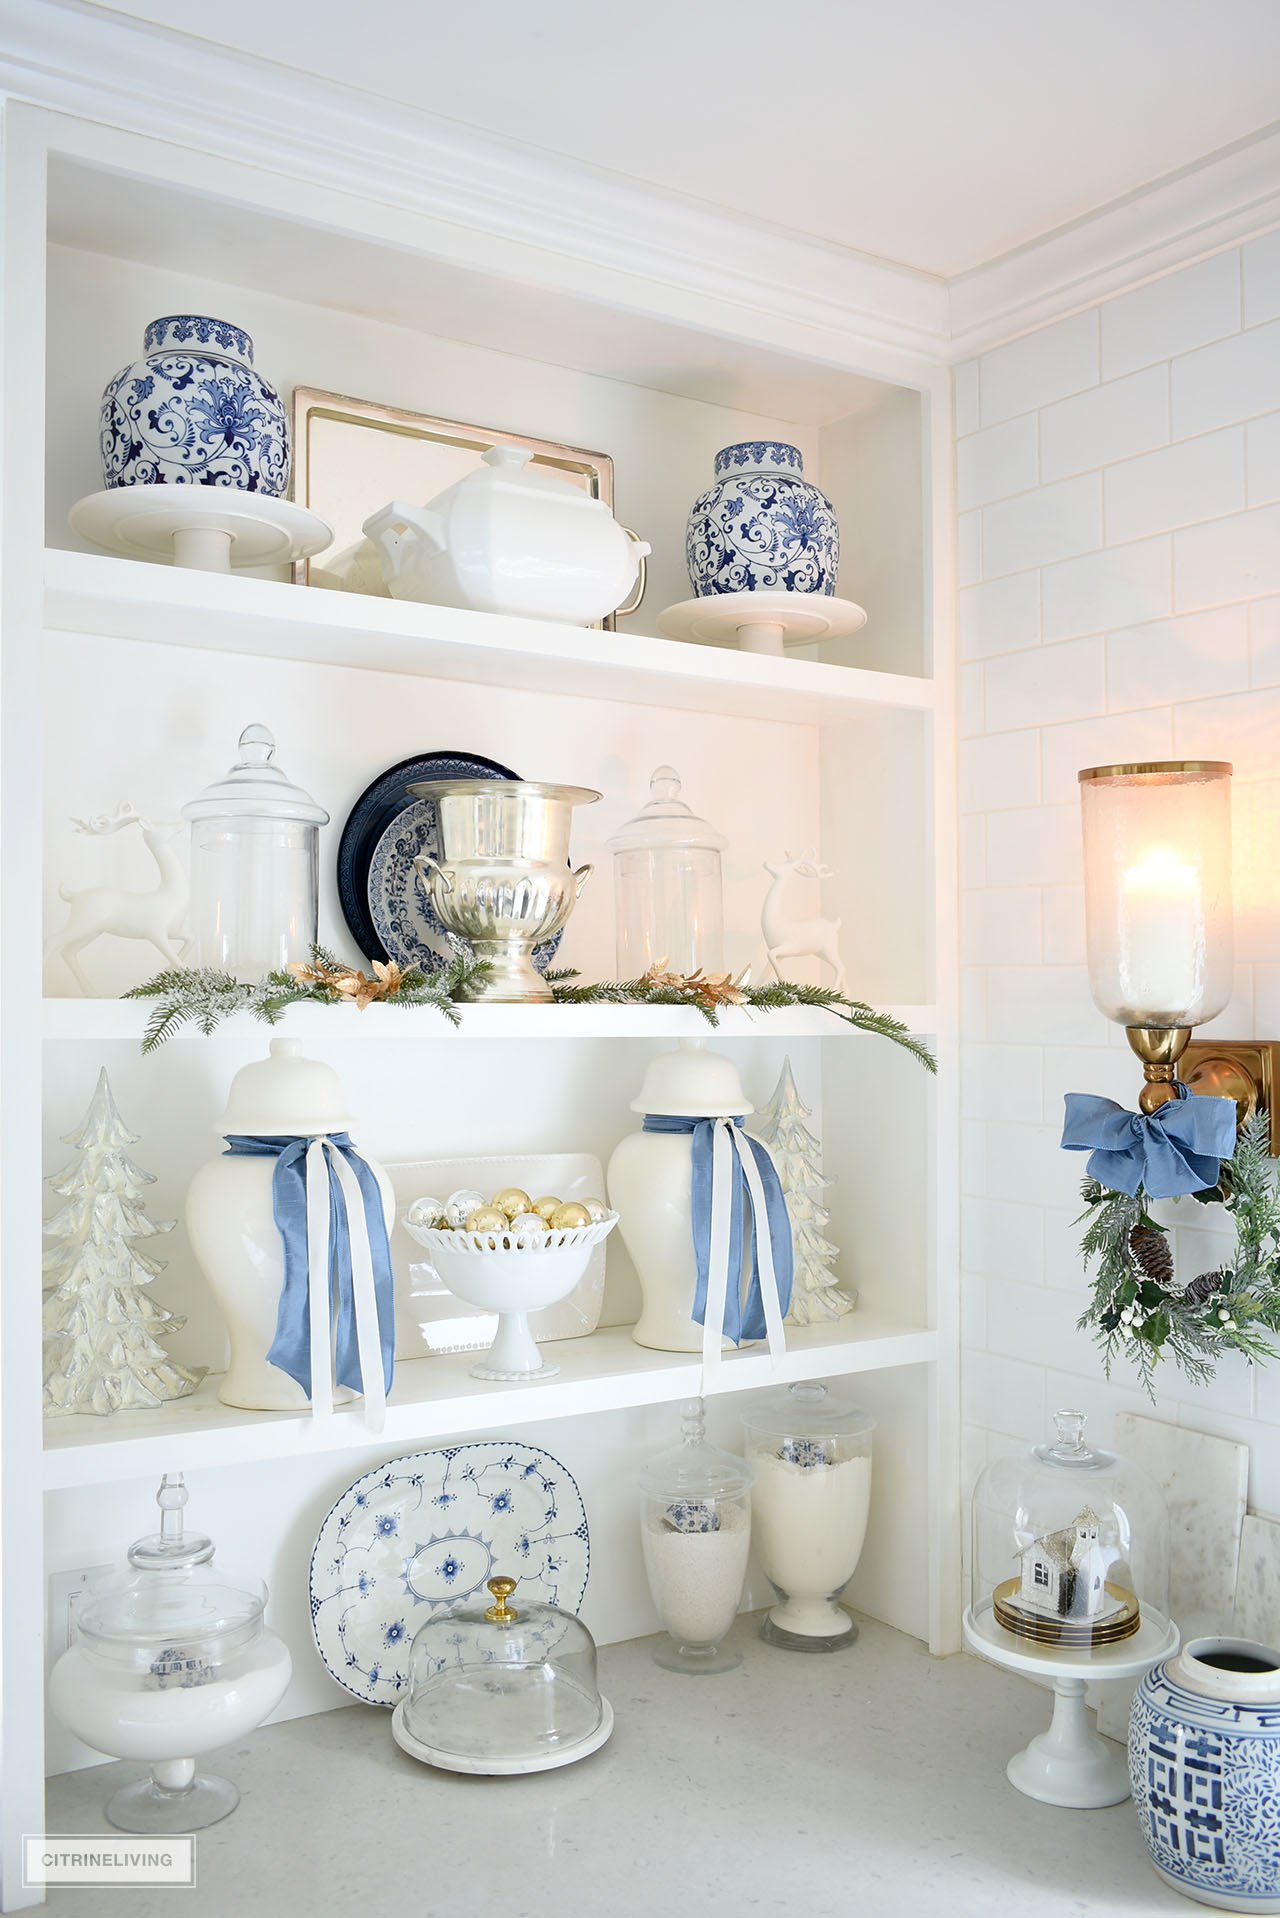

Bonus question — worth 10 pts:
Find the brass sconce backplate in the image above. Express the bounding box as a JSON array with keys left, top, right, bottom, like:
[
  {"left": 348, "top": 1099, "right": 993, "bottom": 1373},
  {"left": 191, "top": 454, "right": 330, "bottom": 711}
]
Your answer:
[{"left": 1182, "top": 1041, "right": 1280, "bottom": 1155}]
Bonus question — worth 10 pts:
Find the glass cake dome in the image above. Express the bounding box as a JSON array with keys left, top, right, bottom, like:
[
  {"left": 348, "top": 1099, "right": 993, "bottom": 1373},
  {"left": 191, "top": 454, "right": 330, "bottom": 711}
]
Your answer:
[
  {"left": 971, "top": 1408, "right": 1169, "bottom": 1656},
  {"left": 391, "top": 1575, "right": 612, "bottom": 1775}
]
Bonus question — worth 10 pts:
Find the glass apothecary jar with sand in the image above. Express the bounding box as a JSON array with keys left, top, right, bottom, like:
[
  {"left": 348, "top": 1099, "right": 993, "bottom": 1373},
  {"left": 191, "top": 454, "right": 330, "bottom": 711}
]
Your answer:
[
  {"left": 742, "top": 1380, "right": 875, "bottom": 1651},
  {"left": 638, "top": 1399, "right": 754, "bottom": 1675}
]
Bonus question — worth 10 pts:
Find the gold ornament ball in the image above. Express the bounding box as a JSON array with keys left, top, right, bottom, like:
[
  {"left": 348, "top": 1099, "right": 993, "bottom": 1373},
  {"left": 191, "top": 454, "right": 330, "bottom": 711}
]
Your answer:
[
  {"left": 550, "top": 1202, "right": 591, "bottom": 1230},
  {"left": 492, "top": 1187, "right": 532, "bottom": 1220},
  {"left": 531, "top": 1195, "right": 562, "bottom": 1222},
  {"left": 580, "top": 1197, "right": 609, "bottom": 1223},
  {"left": 465, "top": 1206, "right": 509, "bottom": 1233}
]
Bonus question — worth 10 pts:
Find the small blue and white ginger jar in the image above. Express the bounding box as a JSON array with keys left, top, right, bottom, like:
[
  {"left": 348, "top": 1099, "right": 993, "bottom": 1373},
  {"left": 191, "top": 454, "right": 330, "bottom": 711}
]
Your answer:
[
  {"left": 685, "top": 441, "right": 839, "bottom": 597},
  {"left": 100, "top": 315, "right": 290, "bottom": 494},
  {"left": 1129, "top": 1636, "right": 1280, "bottom": 1912}
]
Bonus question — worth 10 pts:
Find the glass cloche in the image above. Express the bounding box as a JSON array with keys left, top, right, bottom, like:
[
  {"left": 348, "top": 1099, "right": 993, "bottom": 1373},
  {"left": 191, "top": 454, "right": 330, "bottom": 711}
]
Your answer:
[
  {"left": 47, "top": 1474, "right": 291, "bottom": 1832},
  {"left": 607, "top": 765, "right": 727, "bottom": 976},
  {"left": 391, "top": 1575, "right": 612, "bottom": 1775},
  {"left": 971, "top": 1408, "right": 1169, "bottom": 1654}
]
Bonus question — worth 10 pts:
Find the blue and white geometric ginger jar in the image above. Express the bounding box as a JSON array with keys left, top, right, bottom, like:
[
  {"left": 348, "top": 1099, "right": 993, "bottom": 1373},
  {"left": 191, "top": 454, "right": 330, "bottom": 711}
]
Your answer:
[
  {"left": 685, "top": 441, "right": 839, "bottom": 597},
  {"left": 1129, "top": 1636, "right": 1280, "bottom": 1912},
  {"left": 99, "top": 315, "right": 290, "bottom": 494}
]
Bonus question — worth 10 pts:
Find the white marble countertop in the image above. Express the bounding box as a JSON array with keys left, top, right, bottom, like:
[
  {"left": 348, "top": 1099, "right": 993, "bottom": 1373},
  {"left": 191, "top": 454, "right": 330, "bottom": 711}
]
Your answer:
[{"left": 44, "top": 1614, "right": 1187, "bottom": 1917}]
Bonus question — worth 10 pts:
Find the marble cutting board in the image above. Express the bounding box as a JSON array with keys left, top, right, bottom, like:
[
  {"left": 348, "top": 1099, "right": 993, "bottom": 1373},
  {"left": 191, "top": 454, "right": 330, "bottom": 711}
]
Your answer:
[{"left": 1233, "top": 1512, "right": 1280, "bottom": 1649}]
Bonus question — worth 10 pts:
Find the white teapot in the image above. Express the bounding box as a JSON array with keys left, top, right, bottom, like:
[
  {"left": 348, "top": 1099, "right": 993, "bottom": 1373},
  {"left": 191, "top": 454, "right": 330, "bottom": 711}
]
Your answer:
[{"left": 363, "top": 445, "right": 649, "bottom": 626}]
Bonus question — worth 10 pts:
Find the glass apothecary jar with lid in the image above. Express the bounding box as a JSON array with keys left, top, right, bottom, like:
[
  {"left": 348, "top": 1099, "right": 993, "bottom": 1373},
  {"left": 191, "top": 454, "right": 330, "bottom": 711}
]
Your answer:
[
  {"left": 637, "top": 1398, "right": 754, "bottom": 1674},
  {"left": 743, "top": 1379, "right": 875, "bottom": 1651},
  {"left": 607, "top": 765, "right": 727, "bottom": 976},
  {"left": 48, "top": 1473, "right": 291, "bottom": 1832},
  {"left": 392, "top": 1574, "right": 612, "bottom": 1775},
  {"left": 183, "top": 722, "right": 329, "bottom": 978},
  {"left": 971, "top": 1407, "right": 1169, "bottom": 1653}
]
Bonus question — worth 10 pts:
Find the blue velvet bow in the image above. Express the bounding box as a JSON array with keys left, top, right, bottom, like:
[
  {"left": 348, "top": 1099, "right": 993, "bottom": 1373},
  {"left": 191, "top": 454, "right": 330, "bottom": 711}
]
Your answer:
[
  {"left": 224, "top": 1134, "right": 395, "bottom": 1399},
  {"left": 1060, "top": 1088, "right": 1237, "bottom": 1200},
  {"left": 643, "top": 1115, "right": 794, "bottom": 1340}
]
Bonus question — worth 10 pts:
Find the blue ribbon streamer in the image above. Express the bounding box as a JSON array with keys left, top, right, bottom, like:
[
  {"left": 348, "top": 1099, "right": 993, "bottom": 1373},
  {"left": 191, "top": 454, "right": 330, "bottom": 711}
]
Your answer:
[
  {"left": 1060, "top": 1087, "right": 1237, "bottom": 1200},
  {"left": 642, "top": 1115, "right": 794, "bottom": 1340},
  {"left": 224, "top": 1134, "right": 395, "bottom": 1398}
]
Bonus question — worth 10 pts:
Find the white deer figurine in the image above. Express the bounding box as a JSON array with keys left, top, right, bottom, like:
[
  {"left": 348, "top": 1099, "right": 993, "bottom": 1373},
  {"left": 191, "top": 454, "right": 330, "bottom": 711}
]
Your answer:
[
  {"left": 761, "top": 850, "right": 846, "bottom": 992},
  {"left": 47, "top": 804, "right": 190, "bottom": 994}
]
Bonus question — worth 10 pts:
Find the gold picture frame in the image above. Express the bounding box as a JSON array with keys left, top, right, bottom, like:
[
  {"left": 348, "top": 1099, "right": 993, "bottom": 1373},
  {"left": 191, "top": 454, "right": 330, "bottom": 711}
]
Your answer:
[{"left": 290, "top": 387, "right": 620, "bottom": 627}]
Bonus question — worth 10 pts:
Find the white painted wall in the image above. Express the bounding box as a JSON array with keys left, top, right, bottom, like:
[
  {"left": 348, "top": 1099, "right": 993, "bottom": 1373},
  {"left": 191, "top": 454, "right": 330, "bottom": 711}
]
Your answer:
[{"left": 957, "top": 231, "right": 1280, "bottom": 1566}]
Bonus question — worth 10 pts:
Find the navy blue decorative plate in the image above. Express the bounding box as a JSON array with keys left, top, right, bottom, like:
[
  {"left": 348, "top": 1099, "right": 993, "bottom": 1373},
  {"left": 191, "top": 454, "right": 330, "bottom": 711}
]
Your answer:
[{"left": 336, "top": 750, "right": 562, "bottom": 975}]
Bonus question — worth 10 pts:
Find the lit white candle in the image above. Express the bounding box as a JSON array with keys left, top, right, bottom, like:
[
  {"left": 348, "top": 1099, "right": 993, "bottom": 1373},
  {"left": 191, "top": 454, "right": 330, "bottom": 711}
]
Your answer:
[{"left": 1118, "top": 846, "right": 1203, "bottom": 1021}]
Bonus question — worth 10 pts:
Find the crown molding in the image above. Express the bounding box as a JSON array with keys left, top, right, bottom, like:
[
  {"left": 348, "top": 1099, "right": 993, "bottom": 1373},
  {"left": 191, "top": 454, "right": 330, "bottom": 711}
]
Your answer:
[
  {"left": 0, "top": 0, "right": 951, "bottom": 367},
  {"left": 948, "top": 122, "right": 1280, "bottom": 360},
  {"left": 1, "top": 0, "right": 1279, "bottom": 370}
]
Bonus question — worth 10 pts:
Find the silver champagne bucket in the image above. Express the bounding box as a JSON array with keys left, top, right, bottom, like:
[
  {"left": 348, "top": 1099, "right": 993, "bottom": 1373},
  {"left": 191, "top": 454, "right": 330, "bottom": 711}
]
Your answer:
[{"left": 408, "top": 780, "right": 600, "bottom": 1002}]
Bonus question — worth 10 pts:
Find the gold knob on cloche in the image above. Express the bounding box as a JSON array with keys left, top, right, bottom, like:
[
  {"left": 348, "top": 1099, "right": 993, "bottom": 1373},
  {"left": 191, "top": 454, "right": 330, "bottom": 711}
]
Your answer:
[{"left": 484, "top": 1575, "right": 519, "bottom": 1624}]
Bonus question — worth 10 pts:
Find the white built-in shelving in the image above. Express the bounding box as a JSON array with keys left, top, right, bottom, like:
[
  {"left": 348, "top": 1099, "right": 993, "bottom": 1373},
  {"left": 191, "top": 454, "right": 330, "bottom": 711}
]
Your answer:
[{"left": 1, "top": 70, "right": 958, "bottom": 1912}]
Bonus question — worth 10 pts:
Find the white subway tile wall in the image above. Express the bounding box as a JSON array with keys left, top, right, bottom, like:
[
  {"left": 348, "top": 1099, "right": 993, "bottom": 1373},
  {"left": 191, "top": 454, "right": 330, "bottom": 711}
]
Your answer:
[{"left": 956, "top": 235, "right": 1280, "bottom": 1527}]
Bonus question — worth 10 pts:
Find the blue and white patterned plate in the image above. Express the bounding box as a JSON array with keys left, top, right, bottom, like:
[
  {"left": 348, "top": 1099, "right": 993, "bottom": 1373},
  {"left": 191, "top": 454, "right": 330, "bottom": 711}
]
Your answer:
[
  {"left": 336, "top": 750, "right": 561, "bottom": 975},
  {"left": 308, "top": 1440, "right": 590, "bottom": 1707}
]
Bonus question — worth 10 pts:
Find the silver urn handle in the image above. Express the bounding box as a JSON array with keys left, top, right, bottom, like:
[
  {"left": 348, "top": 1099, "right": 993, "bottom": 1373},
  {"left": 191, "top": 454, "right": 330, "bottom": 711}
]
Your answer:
[
  {"left": 412, "top": 852, "right": 454, "bottom": 896},
  {"left": 572, "top": 862, "right": 593, "bottom": 898}
]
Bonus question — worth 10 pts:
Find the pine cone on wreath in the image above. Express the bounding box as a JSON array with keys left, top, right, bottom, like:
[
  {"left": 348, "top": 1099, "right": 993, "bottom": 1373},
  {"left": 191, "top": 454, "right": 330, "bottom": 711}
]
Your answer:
[
  {"left": 1183, "top": 1268, "right": 1227, "bottom": 1306},
  {"left": 1129, "top": 1225, "right": 1174, "bottom": 1285}
]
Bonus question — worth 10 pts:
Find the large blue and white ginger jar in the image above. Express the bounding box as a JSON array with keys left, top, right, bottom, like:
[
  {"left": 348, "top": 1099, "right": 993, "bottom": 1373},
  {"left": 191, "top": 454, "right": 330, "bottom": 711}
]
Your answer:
[
  {"left": 685, "top": 441, "right": 839, "bottom": 596},
  {"left": 100, "top": 315, "right": 290, "bottom": 494},
  {"left": 1129, "top": 1636, "right": 1280, "bottom": 1912}
]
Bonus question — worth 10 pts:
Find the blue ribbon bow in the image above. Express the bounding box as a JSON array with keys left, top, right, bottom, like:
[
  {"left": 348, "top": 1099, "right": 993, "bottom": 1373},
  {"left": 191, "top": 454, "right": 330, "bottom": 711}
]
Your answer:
[
  {"left": 643, "top": 1115, "right": 794, "bottom": 1340},
  {"left": 224, "top": 1134, "right": 395, "bottom": 1399},
  {"left": 1060, "top": 1088, "right": 1237, "bottom": 1200}
]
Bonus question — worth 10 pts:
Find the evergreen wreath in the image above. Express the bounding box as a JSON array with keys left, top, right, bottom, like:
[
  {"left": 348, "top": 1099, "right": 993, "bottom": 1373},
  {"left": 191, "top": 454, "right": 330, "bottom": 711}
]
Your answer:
[
  {"left": 1076, "top": 1107, "right": 1280, "bottom": 1394},
  {"left": 125, "top": 947, "right": 936, "bottom": 1071}
]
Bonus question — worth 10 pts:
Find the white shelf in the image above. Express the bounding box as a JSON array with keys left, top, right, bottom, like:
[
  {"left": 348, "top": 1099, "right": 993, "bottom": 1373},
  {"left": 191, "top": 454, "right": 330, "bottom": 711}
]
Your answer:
[
  {"left": 42, "top": 1313, "right": 937, "bottom": 1489},
  {"left": 44, "top": 549, "right": 936, "bottom": 726},
  {"left": 42, "top": 998, "right": 939, "bottom": 1043}
]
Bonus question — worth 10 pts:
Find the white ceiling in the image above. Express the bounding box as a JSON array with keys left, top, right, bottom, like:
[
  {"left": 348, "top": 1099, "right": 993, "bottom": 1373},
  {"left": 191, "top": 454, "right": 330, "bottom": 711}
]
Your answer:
[{"left": 93, "top": 0, "right": 1280, "bottom": 278}]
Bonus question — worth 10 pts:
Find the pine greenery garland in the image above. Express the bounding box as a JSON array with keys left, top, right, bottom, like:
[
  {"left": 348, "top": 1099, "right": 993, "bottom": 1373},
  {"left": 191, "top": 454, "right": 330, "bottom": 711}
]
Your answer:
[
  {"left": 1076, "top": 1108, "right": 1280, "bottom": 1394},
  {"left": 125, "top": 949, "right": 937, "bottom": 1071}
]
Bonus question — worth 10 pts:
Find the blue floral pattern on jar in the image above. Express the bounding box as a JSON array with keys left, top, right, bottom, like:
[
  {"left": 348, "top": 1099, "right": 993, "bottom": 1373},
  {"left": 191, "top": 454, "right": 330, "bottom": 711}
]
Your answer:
[
  {"left": 99, "top": 314, "right": 290, "bottom": 494},
  {"left": 686, "top": 440, "right": 839, "bottom": 596}
]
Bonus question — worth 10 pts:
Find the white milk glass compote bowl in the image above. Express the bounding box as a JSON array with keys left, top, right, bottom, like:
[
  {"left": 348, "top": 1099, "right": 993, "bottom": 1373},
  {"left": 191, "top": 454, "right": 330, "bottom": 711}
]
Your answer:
[{"left": 403, "top": 1205, "right": 618, "bottom": 1380}]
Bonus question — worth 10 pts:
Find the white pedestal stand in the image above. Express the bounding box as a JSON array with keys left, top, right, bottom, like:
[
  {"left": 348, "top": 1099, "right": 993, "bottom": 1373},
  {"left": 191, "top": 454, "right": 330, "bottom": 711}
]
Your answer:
[
  {"left": 69, "top": 488, "right": 331, "bottom": 572},
  {"left": 963, "top": 1601, "right": 1178, "bottom": 1809},
  {"left": 657, "top": 590, "right": 867, "bottom": 656}
]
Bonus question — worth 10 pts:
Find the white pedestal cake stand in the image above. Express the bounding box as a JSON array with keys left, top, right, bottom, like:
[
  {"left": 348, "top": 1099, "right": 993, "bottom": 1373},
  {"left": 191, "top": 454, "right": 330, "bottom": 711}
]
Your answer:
[
  {"left": 964, "top": 1600, "right": 1178, "bottom": 1809},
  {"left": 69, "top": 488, "right": 332, "bottom": 573},
  {"left": 657, "top": 590, "right": 867, "bottom": 656}
]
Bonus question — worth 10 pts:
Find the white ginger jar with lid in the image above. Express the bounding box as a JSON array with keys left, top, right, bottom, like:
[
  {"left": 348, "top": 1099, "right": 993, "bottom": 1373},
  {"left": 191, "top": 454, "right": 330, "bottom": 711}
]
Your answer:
[
  {"left": 607, "top": 1043, "right": 753, "bottom": 1353},
  {"left": 186, "top": 1039, "right": 394, "bottom": 1410}
]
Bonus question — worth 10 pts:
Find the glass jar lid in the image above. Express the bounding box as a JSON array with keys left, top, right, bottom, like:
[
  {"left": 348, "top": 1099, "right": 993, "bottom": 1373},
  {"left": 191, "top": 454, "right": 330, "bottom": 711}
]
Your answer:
[
  {"left": 402, "top": 1574, "right": 603, "bottom": 1765},
  {"left": 606, "top": 766, "right": 727, "bottom": 855},
  {"left": 74, "top": 1474, "right": 267, "bottom": 1671},
  {"left": 182, "top": 723, "right": 330, "bottom": 824},
  {"left": 637, "top": 1398, "right": 755, "bottom": 1503},
  {"left": 741, "top": 1379, "right": 876, "bottom": 1447}
]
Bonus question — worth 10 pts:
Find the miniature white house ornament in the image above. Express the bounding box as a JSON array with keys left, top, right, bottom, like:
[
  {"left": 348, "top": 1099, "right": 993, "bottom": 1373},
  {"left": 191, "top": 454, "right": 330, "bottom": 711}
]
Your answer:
[
  {"left": 760, "top": 850, "right": 846, "bottom": 991},
  {"left": 47, "top": 804, "right": 190, "bottom": 994}
]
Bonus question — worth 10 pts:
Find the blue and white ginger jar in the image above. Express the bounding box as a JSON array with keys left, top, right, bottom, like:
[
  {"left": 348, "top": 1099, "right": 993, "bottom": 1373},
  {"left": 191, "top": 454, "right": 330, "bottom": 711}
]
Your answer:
[
  {"left": 1129, "top": 1636, "right": 1280, "bottom": 1912},
  {"left": 100, "top": 314, "right": 290, "bottom": 494},
  {"left": 685, "top": 441, "right": 839, "bottom": 596}
]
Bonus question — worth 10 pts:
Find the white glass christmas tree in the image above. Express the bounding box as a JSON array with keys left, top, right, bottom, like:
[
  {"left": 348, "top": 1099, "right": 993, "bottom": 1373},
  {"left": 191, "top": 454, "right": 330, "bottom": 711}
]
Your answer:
[
  {"left": 750, "top": 1057, "right": 854, "bottom": 1324},
  {"left": 42, "top": 1069, "right": 205, "bottom": 1417}
]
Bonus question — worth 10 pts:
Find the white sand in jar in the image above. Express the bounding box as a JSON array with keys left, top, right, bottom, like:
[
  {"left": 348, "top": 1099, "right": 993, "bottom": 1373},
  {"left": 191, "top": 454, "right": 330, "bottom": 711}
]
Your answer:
[
  {"left": 751, "top": 1451, "right": 872, "bottom": 1635},
  {"left": 642, "top": 1504, "right": 750, "bottom": 1647}
]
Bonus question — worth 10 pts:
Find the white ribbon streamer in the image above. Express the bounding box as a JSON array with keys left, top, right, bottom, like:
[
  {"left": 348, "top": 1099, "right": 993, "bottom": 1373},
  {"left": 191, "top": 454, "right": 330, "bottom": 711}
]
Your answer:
[{"left": 302, "top": 1136, "right": 387, "bottom": 1433}]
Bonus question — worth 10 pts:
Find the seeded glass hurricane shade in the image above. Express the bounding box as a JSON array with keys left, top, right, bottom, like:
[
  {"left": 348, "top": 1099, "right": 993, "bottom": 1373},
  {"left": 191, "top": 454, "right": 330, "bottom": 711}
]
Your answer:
[{"left": 1079, "top": 762, "right": 1234, "bottom": 1029}]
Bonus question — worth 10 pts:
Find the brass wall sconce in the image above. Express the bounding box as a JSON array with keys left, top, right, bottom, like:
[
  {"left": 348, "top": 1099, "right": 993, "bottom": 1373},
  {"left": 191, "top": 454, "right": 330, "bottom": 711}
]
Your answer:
[{"left": 1079, "top": 761, "right": 1276, "bottom": 1150}]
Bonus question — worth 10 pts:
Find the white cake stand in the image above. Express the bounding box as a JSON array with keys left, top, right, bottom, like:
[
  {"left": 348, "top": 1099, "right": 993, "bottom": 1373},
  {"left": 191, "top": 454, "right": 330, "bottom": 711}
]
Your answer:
[
  {"left": 964, "top": 1600, "right": 1178, "bottom": 1809},
  {"left": 69, "top": 488, "right": 332, "bottom": 573},
  {"left": 657, "top": 590, "right": 867, "bottom": 656}
]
